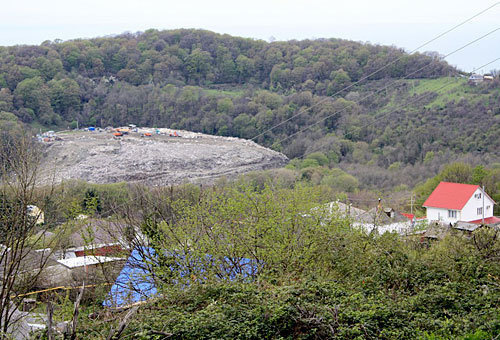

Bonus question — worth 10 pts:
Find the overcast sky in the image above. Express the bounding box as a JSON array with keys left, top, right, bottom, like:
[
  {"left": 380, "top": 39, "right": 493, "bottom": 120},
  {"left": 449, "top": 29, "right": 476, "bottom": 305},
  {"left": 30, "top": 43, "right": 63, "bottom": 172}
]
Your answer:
[{"left": 1, "top": 0, "right": 499, "bottom": 72}]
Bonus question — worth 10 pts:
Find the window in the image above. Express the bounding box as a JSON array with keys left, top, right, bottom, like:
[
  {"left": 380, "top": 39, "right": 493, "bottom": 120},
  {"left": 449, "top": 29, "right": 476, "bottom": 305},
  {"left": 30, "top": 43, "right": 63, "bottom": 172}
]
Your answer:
[
  {"left": 486, "top": 205, "right": 491, "bottom": 210},
  {"left": 477, "top": 207, "right": 483, "bottom": 215},
  {"left": 475, "top": 193, "right": 482, "bottom": 199},
  {"left": 448, "top": 210, "right": 457, "bottom": 218}
]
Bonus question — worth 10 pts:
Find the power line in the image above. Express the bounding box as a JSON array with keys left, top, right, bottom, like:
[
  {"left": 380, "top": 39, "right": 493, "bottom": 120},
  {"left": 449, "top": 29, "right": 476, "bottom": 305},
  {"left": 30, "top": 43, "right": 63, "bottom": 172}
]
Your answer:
[
  {"left": 63, "top": 55, "right": 500, "bottom": 223},
  {"left": 272, "top": 27, "right": 499, "bottom": 147},
  {"left": 298, "top": 56, "right": 500, "bottom": 160},
  {"left": 41, "top": 8, "right": 500, "bottom": 221},
  {"left": 250, "top": 2, "right": 499, "bottom": 141}
]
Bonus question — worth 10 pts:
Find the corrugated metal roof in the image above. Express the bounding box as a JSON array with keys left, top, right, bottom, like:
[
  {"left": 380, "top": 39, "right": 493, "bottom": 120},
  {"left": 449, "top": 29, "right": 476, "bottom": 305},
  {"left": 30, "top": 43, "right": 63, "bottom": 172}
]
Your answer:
[{"left": 56, "top": 256, "right": 123, "bottom": 268}]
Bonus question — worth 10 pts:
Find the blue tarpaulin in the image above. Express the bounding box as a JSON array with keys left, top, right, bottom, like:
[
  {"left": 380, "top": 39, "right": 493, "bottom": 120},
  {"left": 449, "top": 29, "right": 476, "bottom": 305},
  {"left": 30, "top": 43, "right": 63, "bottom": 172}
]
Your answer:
[
  {"left": 104, "top": 248, "right": 157, "bottom": 307},
  {"left": 104, "top": 247, "right": 258, "bottom": 307}
]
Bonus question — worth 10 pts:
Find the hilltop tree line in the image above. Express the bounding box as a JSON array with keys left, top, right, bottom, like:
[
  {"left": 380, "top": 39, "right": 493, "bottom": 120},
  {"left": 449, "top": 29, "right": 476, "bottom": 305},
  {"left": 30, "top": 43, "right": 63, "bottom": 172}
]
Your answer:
[{"left": 0, "top": 28, "right": 453, "bottom": 131}]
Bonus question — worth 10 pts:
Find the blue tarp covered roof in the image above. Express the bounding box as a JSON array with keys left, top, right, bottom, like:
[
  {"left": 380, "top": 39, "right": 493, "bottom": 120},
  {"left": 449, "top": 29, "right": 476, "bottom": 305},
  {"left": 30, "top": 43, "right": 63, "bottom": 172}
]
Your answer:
[
  {"left": 104, "top": 247, "right": 258, "bottom": 307},
  {"left": 104, "top": 248, "right": 157, "bottom": 307}
]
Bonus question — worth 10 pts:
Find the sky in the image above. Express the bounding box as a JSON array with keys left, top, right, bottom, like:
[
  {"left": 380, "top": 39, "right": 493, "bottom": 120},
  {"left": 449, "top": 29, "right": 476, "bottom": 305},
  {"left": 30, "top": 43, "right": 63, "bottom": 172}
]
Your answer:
[{"left": 0, "top": 0, "right": 499, "bottom": 73}]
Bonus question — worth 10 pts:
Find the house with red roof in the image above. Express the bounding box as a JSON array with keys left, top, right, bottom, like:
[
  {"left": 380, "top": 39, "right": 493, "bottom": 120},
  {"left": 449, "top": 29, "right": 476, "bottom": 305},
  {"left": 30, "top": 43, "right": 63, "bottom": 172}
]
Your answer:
[{"left": 423, "top": 182, "right": 498, "bottom": 225}]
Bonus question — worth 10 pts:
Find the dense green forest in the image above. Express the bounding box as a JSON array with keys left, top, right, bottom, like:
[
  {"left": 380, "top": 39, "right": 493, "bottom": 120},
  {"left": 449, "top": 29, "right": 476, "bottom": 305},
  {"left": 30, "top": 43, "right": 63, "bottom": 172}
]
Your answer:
[{"left": 1, "top": 29, "right": 499, "bottom": 191}]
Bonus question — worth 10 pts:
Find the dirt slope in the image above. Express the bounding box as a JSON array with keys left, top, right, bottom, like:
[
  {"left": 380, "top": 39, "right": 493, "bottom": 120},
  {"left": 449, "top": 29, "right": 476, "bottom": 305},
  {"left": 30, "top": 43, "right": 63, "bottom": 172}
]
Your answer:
[{"left": 38, "top": 128, "right": 288, "bottom": 186}]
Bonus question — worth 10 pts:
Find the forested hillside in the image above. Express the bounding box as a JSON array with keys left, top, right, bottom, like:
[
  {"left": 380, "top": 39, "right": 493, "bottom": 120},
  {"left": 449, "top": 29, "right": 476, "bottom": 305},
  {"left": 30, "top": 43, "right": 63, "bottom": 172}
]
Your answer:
[
  {"left": 2, "top": 29, "right": 500, "bottom": 339},
  {"left": 1, "top": 29, "right": 499, "bottom": 189}
]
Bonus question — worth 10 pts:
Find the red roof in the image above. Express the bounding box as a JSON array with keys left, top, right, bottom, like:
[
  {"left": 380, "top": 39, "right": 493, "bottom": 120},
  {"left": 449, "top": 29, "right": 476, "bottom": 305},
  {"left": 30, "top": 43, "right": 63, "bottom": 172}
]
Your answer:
[
  {"left": 423, "top": 182, "right": 480, "bottom": 210},
  {"left": 468, "top": 216, "right": 500, "bottom": 225},
  {"left": 401, "top": 213, "right": 414, "bottom": 220}
]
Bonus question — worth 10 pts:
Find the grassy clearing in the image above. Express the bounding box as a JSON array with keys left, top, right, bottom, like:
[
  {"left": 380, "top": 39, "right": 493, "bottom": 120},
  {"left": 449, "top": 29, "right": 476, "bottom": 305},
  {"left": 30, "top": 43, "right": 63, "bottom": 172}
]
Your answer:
[
  {"left": 408, "top": 77, "right": 488, "bottom": 108},
  {"left": 370, "top": 76, "right": 496, "bottom": 118},
  {"left": 203, "top": 88, "right": 245, "bottom": 97}
]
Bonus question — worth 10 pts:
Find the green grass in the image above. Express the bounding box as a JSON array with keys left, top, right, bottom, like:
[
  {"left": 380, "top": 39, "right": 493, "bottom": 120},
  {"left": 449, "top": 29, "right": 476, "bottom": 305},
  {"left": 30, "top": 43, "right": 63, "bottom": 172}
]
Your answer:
[
  {"left": 203, "top": 88, "right": 245, "bottom": 97},
  {"left": 408, "top": 77, "right": 488, "bottom": 108},
  {"left": 409, "top": 77, "right": 465, "bottom": 95},
  {"left": 374, "top": 77, "right": 494, "bottom": 116}
]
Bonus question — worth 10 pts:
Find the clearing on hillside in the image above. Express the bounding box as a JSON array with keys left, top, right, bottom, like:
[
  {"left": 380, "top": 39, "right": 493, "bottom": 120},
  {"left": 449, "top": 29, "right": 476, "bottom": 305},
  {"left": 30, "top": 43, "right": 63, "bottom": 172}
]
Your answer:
[{"left": 38, "top": 128, "right": 288, "bottom": 186}]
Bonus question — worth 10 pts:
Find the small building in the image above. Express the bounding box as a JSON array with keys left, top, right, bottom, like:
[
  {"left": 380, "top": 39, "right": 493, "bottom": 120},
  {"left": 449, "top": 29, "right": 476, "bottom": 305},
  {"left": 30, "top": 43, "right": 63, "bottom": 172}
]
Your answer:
[
  {"left": 423, "top": 182, "right": 496, "bottom": 224},
  {"left": 39, "top": 255, "right": 125, "bottom": 289},
  {"left": 55, "top": 219, "right": 127, "bottom": 260},
  {"left": 322, "top": 201, "right": 414, "bottom": 234},
  {"left": 468, "top": 74, "right": 483, "bottom": 85},
  {"left": 27, "top": 205, "right": 44, "bottom": 225}
]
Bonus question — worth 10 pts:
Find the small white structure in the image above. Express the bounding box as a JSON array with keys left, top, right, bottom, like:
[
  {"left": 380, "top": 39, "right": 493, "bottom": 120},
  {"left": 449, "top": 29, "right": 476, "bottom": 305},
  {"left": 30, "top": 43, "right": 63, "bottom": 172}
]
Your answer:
[
  {"left": 321, "top": 201, "right": 415, "bottom": 235},
  {"left": 56, "top": 255, "right": 123, "bottom": 269},
  {"left": 468, "top": 74, "right": 483, "bottom": 85},
  {"left": 423, "top": 182, "right": 496, "bottom": 224},
  {"left": 27, "top": 205, "right": 44, "bottom": 225}
]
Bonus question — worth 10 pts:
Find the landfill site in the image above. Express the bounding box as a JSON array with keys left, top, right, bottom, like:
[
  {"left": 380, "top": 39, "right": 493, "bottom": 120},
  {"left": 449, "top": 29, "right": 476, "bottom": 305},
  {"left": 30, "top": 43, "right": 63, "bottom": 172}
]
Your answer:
[{"left": 37, "top": 127, "right": 289, "bottom": 186}]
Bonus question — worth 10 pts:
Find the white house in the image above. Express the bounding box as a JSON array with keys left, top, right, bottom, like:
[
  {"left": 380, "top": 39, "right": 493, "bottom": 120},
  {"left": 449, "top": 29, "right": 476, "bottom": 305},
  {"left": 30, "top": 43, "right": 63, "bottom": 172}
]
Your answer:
[
  {"left": 423, "top": 182, "right": 497, "bottom": 224},
  {"left": 468, "top": 74, "right": 483, "bottom": 85}
]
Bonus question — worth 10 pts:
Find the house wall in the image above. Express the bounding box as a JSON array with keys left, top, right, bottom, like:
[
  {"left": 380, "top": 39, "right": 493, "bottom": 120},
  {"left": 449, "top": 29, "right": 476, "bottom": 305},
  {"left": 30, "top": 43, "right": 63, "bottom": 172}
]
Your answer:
[
  {"left": 38, "top": 260, "right": 126, "bottom": 289},
  {"left": 426, "top": 207, "right": 461, "bottom": 224},
  {"left": 461, "top": 188, "right": 495, "bottom": 222}
]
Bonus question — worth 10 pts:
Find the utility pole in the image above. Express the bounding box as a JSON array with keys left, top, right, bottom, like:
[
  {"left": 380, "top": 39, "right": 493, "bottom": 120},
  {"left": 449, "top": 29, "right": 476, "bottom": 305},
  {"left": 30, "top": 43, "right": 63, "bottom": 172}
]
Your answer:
[
  {"left": 482, "top": 186, "right": 485, "bottom": 224},
  {"left": 410, "top": 194, "right": 414, "bottom": 215}
]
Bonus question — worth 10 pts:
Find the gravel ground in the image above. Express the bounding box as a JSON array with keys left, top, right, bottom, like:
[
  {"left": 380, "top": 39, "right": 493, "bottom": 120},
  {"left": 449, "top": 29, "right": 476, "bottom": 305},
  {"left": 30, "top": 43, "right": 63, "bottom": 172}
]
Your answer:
[{"left": 38, "top": 128, "right": 288, "bottom": 186}]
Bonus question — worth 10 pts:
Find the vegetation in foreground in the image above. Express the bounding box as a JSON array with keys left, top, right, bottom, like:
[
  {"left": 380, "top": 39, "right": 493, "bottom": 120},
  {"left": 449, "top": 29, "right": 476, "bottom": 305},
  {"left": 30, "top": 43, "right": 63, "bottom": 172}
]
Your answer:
[{"left": 56, "top": 182, "right": 499, "bottom": 340}]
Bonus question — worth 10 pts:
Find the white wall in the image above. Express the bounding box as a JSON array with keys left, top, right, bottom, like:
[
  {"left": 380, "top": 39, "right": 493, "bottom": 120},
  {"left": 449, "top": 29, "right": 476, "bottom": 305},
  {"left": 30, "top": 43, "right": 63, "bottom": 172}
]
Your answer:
[
  {"left": 461, "top": 188, "right": 495, "bottom": 222},
  {"left": 426, "top": 207, "right": 461, "bottom": 224}
]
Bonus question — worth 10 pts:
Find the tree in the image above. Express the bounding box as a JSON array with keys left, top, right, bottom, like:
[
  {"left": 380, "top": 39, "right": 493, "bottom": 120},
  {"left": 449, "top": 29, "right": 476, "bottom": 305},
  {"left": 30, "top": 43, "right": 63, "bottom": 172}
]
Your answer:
[
  {"left": 0, "top": 132, "right": 63, "bottom": 336},
  {"left": 119, "top": 184, "right": 351, "bottom": 288},
  {"left": 327, "top": 69, "right": 351, "bottom": 96},
  {"left": 0, "top": 89, "right": 13, "bottom": 112},
  {"left": 321, "top": 172, "right": 359, "bottom": 192},
  {"left": 235, "top": 55, "right": 254, "bottom": 82},
  {"left": 471, "top": 165, "right": 488, "bottom": 185},
  {"left": 305, "top": 152, "right": 328, "bottom": 166},
  {"left": 440, "top": 162, "right": 472, "bottom": 183},
  {"left": 13, "top": 77, "right": 53, "bottom": 118},
  {"left": 232, "top": 113, "right": 257, "bottom": 139},
  {"left": 48, "top": 78, "right": 81, "bottom": 116},
  {"left": 184, "top": 48, "right": 212, "bottom": 83}
]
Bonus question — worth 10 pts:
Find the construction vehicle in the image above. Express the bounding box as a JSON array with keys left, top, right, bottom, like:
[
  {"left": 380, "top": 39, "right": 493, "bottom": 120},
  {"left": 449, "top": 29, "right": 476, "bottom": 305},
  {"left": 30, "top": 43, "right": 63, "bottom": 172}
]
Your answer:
[{"left": 116, "top": 128, "right": 130, "bottom": 135}]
